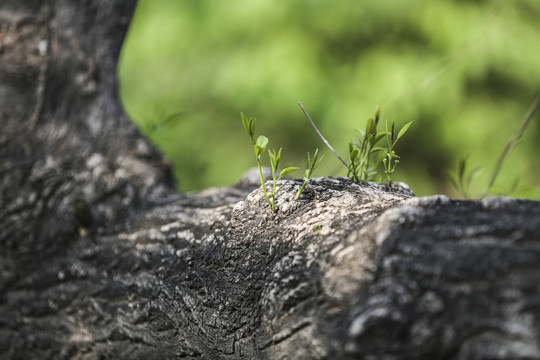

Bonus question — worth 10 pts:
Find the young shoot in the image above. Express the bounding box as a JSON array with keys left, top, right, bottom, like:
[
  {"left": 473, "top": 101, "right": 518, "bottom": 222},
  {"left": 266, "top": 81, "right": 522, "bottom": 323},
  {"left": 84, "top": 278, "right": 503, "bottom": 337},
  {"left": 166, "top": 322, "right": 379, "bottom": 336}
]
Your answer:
[
  {"left": 296, "top": 148, "right": 324, "bottom": 199},
  {"left": 268, "top": 148, "right": 298, "bottom": 212},
  {"left": 242, "top": 113, "right": 273, "bottom": 210},
  {"left": 298, "top": 103, "right": 413, "bottom": 185},
  {"left": 347, "top": 141, "right": 361, "bottom": 183},
  {"left": 383, "top": 119, "right": 413, "bottom": 183},
  {"left": 242, "top": 112, "right": 297, "bottom": 213},
  {"left": 448, "top": 154, "right": 481, "bottom": 199},
  {"left": 348, "top": 106, "right": 387, "bottom": 182}
]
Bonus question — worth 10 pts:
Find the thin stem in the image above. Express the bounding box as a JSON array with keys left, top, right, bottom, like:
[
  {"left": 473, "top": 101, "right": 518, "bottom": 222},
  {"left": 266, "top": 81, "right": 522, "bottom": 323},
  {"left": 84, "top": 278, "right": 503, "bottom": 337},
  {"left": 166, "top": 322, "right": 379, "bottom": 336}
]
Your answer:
[
  {"left": 350, "top": 156, "right": 360, "bottom": 183},
  {"left": 271, "top": 176, "right": 277, "bottom": 212},
  {"left": 487, "top": 93, "right": 540, "bottom": 190},
  {"left": 296, "top": 180, "right": 307, "bottom": 199},
  {"left": 298, "top": 102, "right": 349, "bottom": 169},
  {"left": 257, "top": 159, "right": 272, "bottom": 210}
]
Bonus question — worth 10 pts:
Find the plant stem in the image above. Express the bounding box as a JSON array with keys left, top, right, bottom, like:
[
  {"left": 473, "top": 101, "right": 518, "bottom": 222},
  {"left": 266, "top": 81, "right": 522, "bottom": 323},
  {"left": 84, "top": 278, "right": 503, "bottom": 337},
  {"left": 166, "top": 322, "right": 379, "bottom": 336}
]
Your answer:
[
  {"left": 296, "top": 181, "right": 307, "bottom": 199},
  {"left": 257, "top": 160, "right": 273, "bottom": 210},
  {"left": 487, "top": 93, "right": 540, "bottom": 191},
  {"left": 298, "top": 102, "right": 349, "bottom": 169},
  {"left": 271, "top": 178, "right": 277, "bottom": 212}
]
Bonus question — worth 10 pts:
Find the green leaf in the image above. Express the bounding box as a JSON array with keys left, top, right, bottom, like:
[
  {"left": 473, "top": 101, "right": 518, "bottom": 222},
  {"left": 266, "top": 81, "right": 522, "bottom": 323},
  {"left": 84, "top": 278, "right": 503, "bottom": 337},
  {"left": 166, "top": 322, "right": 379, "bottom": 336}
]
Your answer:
[
  {"left": 268, "top": 149, "right": 278, "bottom": 171},
  {"left": 256, "top": 135, "right": 268, "bottom": 149},
  {"left": 279, "top": 167, "right": 299, "bottom": 179},
  {"left": 374, "top": 132, "right": 387, "bottom": 144},
  {"left": 366, "top": 169, "right": 378, "bottom": 177},
  {"left": 308, "top": 148, "right": 321, "bottom": 168},
  {"left": 370, "top": 146, "right": 386, "bottom": 153},
  {"left": 268, "top": 148, "right": 282, "bottom": 170},
  {"left": 395, "top": 120, "right": 413, "bottom": 145},
  {"left": 313, "top": 153, "right": 324, "bottom": 170},
  {"left": 311, "top": 147, "right": 319, "bottom": 160},
  {"left": 348, "top": 142, "right": 360, "bottom": 160},
  {"left": 374, "top": 105, "right": 380, "bottom": 125},
  {"left": 241, "top": 112, "right": 249, "bottom": 132},
  {"left": 255, "top": 135, "right": 268, "bottom": 157},
  {"left": 366, "top": 118, "right": 375, "bottom": 136},
  {"left": 458, "top": 155, "right": 469, "bottom": 180},
  {"left": 385, "top": 120, "right": 391, "bottom": 146},
  {"left": 268, "top": 150, "right": 275, "bottom": 165},
  {"left": 241, "top": 112, "right": 256, "bottom": 139},
  {"left": 269, "top": 152, "right": 278, "bottom": 181}
]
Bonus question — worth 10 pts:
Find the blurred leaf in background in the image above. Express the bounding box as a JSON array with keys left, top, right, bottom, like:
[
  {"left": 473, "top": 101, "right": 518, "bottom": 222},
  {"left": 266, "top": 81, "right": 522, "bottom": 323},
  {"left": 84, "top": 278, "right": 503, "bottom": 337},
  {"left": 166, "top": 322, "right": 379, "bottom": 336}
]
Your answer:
[{"left": 118, "top": 0, "right": 540, "bottom": 198}]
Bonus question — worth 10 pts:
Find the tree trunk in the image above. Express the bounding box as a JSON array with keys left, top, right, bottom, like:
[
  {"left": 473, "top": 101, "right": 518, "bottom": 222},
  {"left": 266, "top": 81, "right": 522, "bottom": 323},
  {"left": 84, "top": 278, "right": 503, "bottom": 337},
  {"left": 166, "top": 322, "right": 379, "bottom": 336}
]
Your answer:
[{"left": 2, "top": 1, "right": 540, "bottom": 360}]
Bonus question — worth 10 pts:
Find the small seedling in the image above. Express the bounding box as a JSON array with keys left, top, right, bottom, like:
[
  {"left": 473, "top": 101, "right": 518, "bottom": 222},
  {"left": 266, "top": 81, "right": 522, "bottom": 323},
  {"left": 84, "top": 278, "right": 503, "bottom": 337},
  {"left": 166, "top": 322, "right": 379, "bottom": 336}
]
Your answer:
[
  {"left": 242, "top": 113, "right": 272, "bottom": 209},
  {"left": 347, "top": 141, "right": 361, "bottom": 183},
  {"left": 296, "top": 148, "right": 324, "bottom": 199},
  {"left": 299, "top": 102, "right": 413, "bottom": 186},
  {"left": 348, "top": 106, "right": 387, "bottom": 182},
  {"left": 487, "top": 94, "right": 540, "bottom": 192},
  {"left": 445, "top": 94, "right": 540, "bottom": 199},
  {"left": 447, "top": 154, "right": 481, "bottom": 198},
  {"left": 242, "top": 113, "right": 297, "bottom": 213},
  {"left": 268, "top": 148, "right": 298, "bottom": 212},
  {"left": 382, "top": 119, "right": 413, "bottom": 183}
]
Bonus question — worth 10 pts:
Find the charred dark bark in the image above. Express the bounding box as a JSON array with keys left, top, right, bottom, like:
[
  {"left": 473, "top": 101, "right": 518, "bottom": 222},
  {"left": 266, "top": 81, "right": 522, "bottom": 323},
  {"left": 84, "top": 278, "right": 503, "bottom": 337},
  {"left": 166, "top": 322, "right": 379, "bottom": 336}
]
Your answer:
[
  {"left": 2, "top": 1, "right": 540, "bottom": 360},
  {"left": 0, "top": 0, "right": 174, "bottom": 294}
]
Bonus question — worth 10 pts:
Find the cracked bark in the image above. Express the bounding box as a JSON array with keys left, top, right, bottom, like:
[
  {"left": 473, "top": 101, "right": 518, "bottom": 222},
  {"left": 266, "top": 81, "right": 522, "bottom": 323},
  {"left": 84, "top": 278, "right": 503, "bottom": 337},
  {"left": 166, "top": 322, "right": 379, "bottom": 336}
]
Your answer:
[{"left": 2, "top": 1, "right": 540, "bottom": 359}]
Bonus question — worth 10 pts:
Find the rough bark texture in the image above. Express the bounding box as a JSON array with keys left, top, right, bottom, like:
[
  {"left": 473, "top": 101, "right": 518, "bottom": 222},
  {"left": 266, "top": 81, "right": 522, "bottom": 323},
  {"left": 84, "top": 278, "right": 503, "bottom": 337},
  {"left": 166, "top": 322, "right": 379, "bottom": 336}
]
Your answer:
[
  {"left": 0, "top": 0, "right": 174, "bottom": 300},
  {"left": 2, "top": 1, "right": 540, "bottom": 360}
]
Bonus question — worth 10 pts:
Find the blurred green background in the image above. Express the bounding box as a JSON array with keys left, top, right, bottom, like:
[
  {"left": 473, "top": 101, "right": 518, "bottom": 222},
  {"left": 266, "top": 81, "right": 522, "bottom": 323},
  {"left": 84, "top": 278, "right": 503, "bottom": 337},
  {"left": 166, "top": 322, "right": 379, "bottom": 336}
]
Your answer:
[{"left": 118, "top": 0, "right": 540, "bottom": 198}]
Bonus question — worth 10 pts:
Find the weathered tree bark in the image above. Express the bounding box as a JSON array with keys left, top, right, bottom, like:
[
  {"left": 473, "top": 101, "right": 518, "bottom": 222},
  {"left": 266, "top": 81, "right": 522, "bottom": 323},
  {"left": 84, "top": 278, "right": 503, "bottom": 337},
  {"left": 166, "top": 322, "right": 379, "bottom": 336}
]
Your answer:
[{"left": 2, "top": 1, "right": 540, "bottom": 360}]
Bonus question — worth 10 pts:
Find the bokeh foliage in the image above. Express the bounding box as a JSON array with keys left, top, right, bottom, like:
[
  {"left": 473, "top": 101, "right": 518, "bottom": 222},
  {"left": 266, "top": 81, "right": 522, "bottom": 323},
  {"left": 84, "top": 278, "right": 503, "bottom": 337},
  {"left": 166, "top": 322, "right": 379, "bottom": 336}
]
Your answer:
[{"left": 119, "top": 0, "right": 540, "bottom": 198}]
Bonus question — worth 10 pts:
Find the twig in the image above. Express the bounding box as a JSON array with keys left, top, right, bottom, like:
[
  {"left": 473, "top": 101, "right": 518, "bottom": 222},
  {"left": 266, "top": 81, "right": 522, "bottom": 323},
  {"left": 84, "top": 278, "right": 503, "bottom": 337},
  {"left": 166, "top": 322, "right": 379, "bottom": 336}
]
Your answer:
[
  {"left": 487, "top": 93, "right": 540, "bottom": 190},
  {"left": 298, "top": 102, "right": 349, "bottom": 169}
]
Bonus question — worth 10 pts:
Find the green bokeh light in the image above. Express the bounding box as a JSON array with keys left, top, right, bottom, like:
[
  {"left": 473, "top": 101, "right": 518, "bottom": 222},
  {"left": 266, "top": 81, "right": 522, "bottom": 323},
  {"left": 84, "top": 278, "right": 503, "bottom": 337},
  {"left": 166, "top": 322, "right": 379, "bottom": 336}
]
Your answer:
[{"left": 119, "top": 0, "right": 540, "bottom": 198}]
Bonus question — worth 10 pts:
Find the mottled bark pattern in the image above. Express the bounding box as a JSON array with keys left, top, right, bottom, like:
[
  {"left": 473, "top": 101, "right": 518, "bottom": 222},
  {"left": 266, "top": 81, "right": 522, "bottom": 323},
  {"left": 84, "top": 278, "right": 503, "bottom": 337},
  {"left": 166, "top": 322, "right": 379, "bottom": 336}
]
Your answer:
[
  {"left": 2, "top": 1, "right": 540, "bottom": 360},
  {"left": 0, "top": 0, "right": 174, "bottom": 296}
]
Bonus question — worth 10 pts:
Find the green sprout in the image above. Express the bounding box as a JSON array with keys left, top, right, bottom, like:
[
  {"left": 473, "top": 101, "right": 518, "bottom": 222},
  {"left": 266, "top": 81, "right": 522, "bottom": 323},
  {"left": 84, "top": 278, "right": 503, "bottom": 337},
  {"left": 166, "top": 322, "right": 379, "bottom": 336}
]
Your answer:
[
  {"left": 446, "top": 94, "right": 540, "bottom": 199},
  {"left": 447, "top": 154, "right": 481, "bottom": 199},
  {"left": 242, "top": 113, "right": 272, "bottom": 210},
  {"left": 299, "top": 103, "right": 413, "bottom": 186},
  {"left": 268, "top": 148, "right": 298, "bottom": 212},
  {"left": 348, "top": 106, "right": 387, "bottom": 182},
  {"left": 487, "top": 93, "right": 540, "bottom": 193},
  {"left": 382, "top": 119, "right": 413, "bottom": 183},
  {"left": 347, "top": 141, "right": 361, "bottom": 183},
  {"left": 296, "top": 148, "right": 324, "bottom": 199},
  {"left": 242, "top": 113, "right": 297, "bottom": 213}
]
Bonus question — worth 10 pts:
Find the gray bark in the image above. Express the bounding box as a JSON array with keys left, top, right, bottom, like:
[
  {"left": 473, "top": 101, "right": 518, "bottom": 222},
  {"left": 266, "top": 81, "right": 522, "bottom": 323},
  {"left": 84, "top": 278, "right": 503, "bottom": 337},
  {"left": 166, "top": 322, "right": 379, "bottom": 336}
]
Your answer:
[{"left": 2, "top": 1, "right": 540, "bottom": 360}]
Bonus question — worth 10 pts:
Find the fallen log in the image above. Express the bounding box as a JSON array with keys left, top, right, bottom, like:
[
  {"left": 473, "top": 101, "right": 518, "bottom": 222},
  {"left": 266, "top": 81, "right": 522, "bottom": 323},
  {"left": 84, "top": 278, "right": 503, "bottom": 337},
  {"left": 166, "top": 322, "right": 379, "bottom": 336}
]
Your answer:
[{"left": 2, "top": 1, "right": 540, "bottom": 359}]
